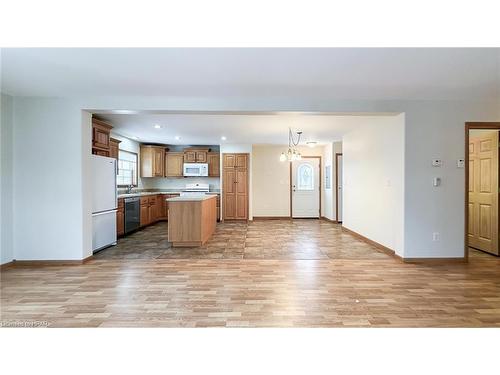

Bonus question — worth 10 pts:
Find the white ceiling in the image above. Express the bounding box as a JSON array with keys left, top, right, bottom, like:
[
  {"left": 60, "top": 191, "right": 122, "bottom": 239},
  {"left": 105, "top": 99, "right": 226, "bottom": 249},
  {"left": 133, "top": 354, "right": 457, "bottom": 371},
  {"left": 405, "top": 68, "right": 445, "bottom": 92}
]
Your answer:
[
  {"left": 1, "top": 48, "right": 499, "bottom": 100},
  {"left": 99, "top": 112, "right": 399, "bottom": 145}
]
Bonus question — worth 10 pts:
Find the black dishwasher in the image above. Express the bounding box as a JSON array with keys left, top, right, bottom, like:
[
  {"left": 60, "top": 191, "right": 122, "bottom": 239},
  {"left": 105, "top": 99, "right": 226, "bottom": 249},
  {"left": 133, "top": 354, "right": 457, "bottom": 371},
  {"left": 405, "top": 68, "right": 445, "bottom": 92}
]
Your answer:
[{"left": 124, "top": 197, "right": 140, "bottom": 234}]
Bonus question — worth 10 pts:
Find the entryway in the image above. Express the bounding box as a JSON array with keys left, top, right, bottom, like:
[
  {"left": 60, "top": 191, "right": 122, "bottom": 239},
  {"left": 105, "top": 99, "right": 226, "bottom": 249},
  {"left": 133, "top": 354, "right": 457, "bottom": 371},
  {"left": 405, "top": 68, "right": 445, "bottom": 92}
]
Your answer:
[
  {"left": 466, "top": 123, "right": 500, "bottom": 257},
  {"left": 290, "top": 157, "right": 321, "bottom": 218}
]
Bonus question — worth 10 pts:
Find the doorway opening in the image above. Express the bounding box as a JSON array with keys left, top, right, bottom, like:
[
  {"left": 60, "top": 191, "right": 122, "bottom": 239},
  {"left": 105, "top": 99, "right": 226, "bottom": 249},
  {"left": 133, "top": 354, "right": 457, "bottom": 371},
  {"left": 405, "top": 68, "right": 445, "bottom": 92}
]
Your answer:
[
  {"left": 465, "top": 122, "right": 500, "bottom": 259},
  {"left": 289, "top": 156, "right": 321, "bottom": 218}
]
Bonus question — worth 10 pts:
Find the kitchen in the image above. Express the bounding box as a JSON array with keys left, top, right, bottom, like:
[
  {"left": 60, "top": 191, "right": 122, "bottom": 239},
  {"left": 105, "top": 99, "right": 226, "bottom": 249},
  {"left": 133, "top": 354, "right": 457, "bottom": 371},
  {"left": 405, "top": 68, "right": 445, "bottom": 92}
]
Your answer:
[{"left": 90, "top": 116, "right": 224, "bottom": 255}]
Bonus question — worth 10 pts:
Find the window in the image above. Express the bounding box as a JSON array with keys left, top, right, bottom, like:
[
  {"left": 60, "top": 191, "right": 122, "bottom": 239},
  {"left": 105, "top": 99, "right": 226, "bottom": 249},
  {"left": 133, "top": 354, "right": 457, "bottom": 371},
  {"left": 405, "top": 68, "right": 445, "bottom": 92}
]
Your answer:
[
  {"left": 297, "top": 164, "right": 314, "bottom": 190},
  {"left": 117, "top": 150, "right": 138, "bottom": 187}
]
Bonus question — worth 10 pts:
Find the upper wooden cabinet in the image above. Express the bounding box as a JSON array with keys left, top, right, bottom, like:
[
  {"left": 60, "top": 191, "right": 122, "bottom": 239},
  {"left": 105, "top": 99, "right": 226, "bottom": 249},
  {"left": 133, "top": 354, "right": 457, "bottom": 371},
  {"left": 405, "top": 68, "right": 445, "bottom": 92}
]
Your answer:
[
  {"left": 92, "top": 118, "right": 113, "bottom": 156},
  {"left": 223, "top": 153, "right": 247, "bottom": 169},
  {"left": 184, "top": 148, "right": 209, "bottom": 163},
  {"left": 140, "top": 145, "right": 166, "bottom": 178},
  {"left": 207, "top": 152, "right": 220, "bottom": 177},
  {"left": 165, "top": 152, "right": 184, "bottom": 177},
  {"left": 109, "top": 138, "right": 121, "bottom": 160}
]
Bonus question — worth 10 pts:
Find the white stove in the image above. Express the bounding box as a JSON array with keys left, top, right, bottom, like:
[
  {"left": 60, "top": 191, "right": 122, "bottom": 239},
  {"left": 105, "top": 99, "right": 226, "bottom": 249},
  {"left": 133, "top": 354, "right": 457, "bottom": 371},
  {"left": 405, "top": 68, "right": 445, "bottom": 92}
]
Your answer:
[{"left": 180, "top": 183, "right": 210, "bottom": 197}]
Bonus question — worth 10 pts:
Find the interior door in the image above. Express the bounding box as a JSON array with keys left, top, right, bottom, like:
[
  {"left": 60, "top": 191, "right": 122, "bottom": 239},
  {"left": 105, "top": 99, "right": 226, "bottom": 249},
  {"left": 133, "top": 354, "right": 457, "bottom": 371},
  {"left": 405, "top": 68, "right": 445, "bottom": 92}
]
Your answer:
[
  {"left": 468, "top": 131, "right": 499, "bottom": 255},
  {"left": 337, "top": 154, "right": 343, "bottom": 222},
  {"left": 235, "top": 168, "right": 248, "bottom": 219},
  {"left": 224, "top": 168, "right": 237, "bottom": 219},
  {"left": 291, "top": 158, "right": 320, "bottom": 218}
]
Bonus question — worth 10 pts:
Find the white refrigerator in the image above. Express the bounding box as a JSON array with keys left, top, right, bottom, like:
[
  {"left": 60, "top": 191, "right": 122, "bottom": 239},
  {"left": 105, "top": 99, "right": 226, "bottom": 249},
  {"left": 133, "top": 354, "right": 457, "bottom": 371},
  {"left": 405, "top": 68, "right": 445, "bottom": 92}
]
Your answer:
[{"left": 91, "top": 155, "right": 117, "bottom": 252}]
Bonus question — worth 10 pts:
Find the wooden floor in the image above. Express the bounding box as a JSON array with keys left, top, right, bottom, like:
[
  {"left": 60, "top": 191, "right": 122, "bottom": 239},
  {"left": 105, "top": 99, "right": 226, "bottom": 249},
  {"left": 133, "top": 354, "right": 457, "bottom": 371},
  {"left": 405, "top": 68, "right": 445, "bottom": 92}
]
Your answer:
[{"left": 2, "top": 220, "right": 500, "bottom": 327}]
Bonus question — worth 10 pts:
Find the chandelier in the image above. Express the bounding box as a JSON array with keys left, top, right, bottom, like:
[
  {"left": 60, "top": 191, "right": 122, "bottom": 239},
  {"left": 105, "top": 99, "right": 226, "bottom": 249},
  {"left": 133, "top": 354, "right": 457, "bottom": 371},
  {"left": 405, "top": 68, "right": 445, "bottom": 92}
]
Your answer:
[{"left": 280, "top": 128, "right": 302, "bottom": 162}]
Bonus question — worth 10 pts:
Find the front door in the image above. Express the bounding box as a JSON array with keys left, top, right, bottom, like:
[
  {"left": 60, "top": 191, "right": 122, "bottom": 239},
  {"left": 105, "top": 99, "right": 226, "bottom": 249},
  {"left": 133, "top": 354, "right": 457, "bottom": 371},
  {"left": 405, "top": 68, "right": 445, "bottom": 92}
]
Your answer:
[
  {"left": 291, "top": 158, "right": 320, "bottom": 218},
  {"left": 468, "top": 130, "right": 499, "bottom": 255}
]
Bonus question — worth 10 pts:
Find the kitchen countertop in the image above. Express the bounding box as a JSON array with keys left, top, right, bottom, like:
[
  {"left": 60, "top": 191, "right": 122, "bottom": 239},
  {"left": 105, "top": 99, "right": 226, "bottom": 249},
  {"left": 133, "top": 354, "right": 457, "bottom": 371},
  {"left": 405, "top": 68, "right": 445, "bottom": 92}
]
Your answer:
[
  {"left": 117, "top": 190, "right": 220, "bottom": 199},
  {"left": 166, "top": 195, "right": 217, "bottom": 202}
]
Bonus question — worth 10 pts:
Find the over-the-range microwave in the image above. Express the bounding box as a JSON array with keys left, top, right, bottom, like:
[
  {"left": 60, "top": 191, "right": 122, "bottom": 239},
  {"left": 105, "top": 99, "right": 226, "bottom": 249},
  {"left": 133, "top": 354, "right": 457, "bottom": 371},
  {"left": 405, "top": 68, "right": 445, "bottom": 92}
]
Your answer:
[{"left": 183, "top": 163, "right": 209, "bottom": 177}]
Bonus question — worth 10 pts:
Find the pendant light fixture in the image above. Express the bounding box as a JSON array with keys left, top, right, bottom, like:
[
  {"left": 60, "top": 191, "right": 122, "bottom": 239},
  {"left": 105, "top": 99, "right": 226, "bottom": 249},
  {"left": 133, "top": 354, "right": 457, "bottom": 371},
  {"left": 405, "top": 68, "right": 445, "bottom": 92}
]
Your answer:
[{"left": 280, "top": 128, "right": 303, "bottom": 162}]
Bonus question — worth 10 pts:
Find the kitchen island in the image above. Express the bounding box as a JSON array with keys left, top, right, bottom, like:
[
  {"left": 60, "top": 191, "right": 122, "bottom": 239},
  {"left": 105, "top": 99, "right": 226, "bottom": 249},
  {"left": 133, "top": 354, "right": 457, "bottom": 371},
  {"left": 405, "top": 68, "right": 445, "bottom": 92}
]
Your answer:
[{"left": 167, "top": 195, "right": 218, "bottom": 247}]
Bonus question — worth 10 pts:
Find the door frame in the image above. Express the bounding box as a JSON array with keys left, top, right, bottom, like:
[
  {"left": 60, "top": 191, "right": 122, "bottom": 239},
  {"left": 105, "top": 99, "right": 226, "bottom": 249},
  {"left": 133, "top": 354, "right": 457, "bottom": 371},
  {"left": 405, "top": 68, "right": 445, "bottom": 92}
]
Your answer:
[
  {"left": 464, "top": 122, "right": 500, "bottom": 261},
  {"left": 289, "top": 156, "right": 322, "bottom": 219},
  {"left": 335, "top": 153, "right": 343, "bottom": 223}
]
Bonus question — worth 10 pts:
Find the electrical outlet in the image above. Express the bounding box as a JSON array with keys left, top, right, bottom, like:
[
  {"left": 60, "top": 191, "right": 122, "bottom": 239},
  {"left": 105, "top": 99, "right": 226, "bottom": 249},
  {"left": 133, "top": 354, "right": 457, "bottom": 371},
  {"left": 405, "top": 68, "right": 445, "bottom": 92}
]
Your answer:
[{"left": 432, "top": 232, "right": 440, "bottom": 242}]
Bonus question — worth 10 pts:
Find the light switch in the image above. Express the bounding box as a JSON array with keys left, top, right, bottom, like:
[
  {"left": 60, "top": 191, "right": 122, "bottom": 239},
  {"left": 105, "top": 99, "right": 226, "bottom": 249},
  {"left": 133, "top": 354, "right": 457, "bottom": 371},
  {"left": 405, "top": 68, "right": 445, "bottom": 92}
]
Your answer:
[
  {"left": 433, "top": 177, "right": 441, "bottom": 187},
  {"left": 432, "top": 159, "right": 443, "bottom": 167},
  {"left": 457, "top": 159, "right": 465, "bottom": 168}
]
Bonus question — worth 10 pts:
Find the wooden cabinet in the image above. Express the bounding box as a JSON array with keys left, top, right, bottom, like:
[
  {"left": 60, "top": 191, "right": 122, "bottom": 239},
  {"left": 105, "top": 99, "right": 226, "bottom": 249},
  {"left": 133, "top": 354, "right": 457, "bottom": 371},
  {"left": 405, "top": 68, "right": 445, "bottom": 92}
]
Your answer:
[
  {"left": 207, "top": 152, "right": 220, "bottom": 177},
  {"left": 163, "top": 194, "right": 180, "bottom": 220},
  {"left": 223, "top": 153, "right": 249, "bottom": 220},
  {"left": 139, "top": 194, "right": 166, "bottom": 226},
  {"left": 207, "top": 193, "right": 221, "bottom": 221},
  {"left": 140, "top": 145, "right": 166, "bottom": 178},
  {"left": 184, "top": 148, "right": 209, "bottom": 163},
  {"left": 117, "top": 198, "right": 125, "bottom": 236},
  {"left": 168, "top": 196, "right": 217, "bottom": 247},
  {"left": 140, "top": 196, "right": 150, "bottom": 226},
  {"left": 109, "top": 138, "right": 121, "bottom": 160},
  {"left": 149, "top": 195, "right": 159, "bottom": 222},
  {"left": 92, "top": 118, "right": 113, "bottom": 156},
  {"left": 184, "top": 151, "right": 196, "bottom": 163},
  {"left": 165, "top": 152, "right": 184, "bottom": 177}
]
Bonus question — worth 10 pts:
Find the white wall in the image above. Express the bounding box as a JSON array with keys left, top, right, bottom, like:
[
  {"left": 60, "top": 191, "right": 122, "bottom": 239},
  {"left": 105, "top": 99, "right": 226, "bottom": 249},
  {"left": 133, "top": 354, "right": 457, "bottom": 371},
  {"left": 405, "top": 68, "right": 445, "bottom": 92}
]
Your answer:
[
  {"left": 1, "top": 94, "right": 14, "bottom": 264},
  {"left": 13, "top": 98, "right": 85, "bottom": 260},
  {"left": 220, "top": 143, "right": 253, "bottom": 219},
  {"left": 252, "top": 145, "right": 290, "bottom": 217},
  {"left": 6, "top": 96, "right": 499, "bottom": 260},
  {"left": 343, "top": 114, "right": 405, "bottom": 256}
]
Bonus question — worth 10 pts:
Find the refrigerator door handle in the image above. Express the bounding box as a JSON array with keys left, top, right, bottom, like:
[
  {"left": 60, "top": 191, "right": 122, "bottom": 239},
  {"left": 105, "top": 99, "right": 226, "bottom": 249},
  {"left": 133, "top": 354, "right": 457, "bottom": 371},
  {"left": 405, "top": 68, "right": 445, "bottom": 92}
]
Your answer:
[{"left": 92, "top": 209, "right": 118, "bottom": 216}]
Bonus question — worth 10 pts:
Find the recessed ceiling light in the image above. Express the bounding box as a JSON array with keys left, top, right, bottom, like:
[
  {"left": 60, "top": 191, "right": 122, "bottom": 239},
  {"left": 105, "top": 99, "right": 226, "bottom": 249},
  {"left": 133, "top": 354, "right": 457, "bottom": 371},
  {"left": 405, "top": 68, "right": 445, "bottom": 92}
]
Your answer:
[
  {"left": 154, "top": 124, "right": 163, "bottom": 129},
  {"left": 175, "top": 136, "right": 181, "bottom": 140},
  {"left": 306, "top": 141, "right": 317, "bottom": 148},
  {"left": 221, "top": 136, "right": 227, "bottom": 141}
]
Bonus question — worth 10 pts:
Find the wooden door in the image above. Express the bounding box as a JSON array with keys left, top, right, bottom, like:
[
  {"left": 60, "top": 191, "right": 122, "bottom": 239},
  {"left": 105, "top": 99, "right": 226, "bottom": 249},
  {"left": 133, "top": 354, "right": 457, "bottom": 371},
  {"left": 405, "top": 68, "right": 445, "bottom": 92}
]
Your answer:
[
  {"left": 153, "top": 148, "right": 164, "bottom": 177},
  {"left": 184, "top": 151, "right": 196, "bottom": 163},
  {"left": 109, "top": 138, "right": 120, "bottom": 160},
  {"left": 92, "top": 122, "right": 111, "bottom": 150},
  {"left": 223, "top": 153, "right": 248, "bottom": 220},
  {"left": 140, "top": 197, "right": 150, "bottom": 226},
  {"left": 140, "top": 204, "right": 149, "bottom": 226},
  {"left": 117, "top": 199, "right": 124, "bottom": 236},
  {"left": 224, "top": 154, "right": 236, "bottom": 168},
  {"left": 195, "top": 151, "right": 207, "bottom": 162},
  {"left": 468, "top": 131, "right": 499, "bottom": 255},
  {"left": 223, "top": 168, "right": 237, "bottom": 219},
  {"left": 149, "top": 196, "right": 157, "bottom": 222},
  {"left": 235, "top": 168, "right": 248, "bottom": 219},
  {"left": 165, "top": 152, "right": 184, "bottom": 177},
  {"left": 208, "top": 153, "right": 220, "bottom": 176},
  {"left": 235, "top": 154, "right": 248, "bottom": 169}
]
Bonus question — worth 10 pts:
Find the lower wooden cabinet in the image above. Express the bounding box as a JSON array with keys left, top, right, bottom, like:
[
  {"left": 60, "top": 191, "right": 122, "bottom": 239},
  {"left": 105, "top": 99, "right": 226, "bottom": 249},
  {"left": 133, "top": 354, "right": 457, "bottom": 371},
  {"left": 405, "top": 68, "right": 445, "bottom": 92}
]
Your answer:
[
  {"left": 117, "top": 198, "right": 124, "bottom": 236},
  {"left": 140, "top": 197, "right": 150, "bottom": 226}
]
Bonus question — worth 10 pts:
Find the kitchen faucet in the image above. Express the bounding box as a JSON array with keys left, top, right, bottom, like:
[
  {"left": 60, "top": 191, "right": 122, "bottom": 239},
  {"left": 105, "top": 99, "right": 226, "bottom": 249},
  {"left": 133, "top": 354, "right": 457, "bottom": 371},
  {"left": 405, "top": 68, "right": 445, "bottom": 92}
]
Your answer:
[{"left": 126, "top": 184, "right": 134, "bottom": 194}]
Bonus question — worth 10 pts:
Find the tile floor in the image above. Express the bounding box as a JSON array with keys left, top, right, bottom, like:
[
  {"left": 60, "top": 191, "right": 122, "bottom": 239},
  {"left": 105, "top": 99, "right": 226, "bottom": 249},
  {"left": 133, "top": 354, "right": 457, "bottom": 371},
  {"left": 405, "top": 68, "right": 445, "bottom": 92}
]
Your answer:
[{"left": 94, "top": 219, "right": 389, "bottom": 260}]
